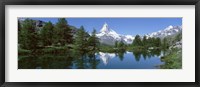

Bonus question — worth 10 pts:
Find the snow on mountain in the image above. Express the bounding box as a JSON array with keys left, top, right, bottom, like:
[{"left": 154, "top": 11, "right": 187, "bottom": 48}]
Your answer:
[
  {"left": 145, "top": 25, "right": 182, "bottom": 38},
  {"left": 96, "top": 23, "right": 134, "bottom": 45},
  {"left": 96, "top": 23, "right": 181, "bottom": 46},
  {"left": 97, "top": 23, "right": 121, "bottom": 41}
]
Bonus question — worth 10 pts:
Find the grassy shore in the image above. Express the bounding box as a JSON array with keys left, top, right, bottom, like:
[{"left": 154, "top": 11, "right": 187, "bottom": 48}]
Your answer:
[{"left": 160, "top": 48, "right": 182, "bottom": 69}]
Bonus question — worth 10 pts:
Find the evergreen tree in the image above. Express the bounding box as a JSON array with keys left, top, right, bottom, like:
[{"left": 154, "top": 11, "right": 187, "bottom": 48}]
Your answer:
[
  {"left": 132, "top": 35, "right": 142, "bottom": 47},
  {"left": 40, "top": 21, "right": 54, "bottom": 46},
  {"left": 18, "top": 19, "right": 21, "bottom": 31},
  {"left": 19, "top": 18, "right": 38, "bottom": 50},
  {"left": 142, "top": 35, "right": 147, "bottom": 47},
  {"left": 175, "top": 32, "right": 182, "bottom": 42},
  {"left": 147, "top": 37, "right": 153, "bottom": 47},
  {"left": 162, "top": 37, "right": 169, "bottom": 49},
  {"left": 55, "top": 18, "right": 73, "bottom": 46},
  {"left": 88, "top": 29, "right": 99, "bottom": 51},
  {"left": 114, "top": 41, "right": 118, "bottom": 48},
  {"left": 18, "top": 19, "right": 22, "bottom": 45},
  {"left": 74, "top": 26, "right": 88, "bottom": 51},
  {"left": 118, "top": 41, "right": 124, "bottom": 48},
  {"left": 155, "top": 37, "right": 161, "bottom": 47}
]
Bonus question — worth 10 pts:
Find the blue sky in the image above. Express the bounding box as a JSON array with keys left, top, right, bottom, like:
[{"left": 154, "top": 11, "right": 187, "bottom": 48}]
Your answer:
[{"left": 29, "top": 18, "right": 182, "bottom": 36}]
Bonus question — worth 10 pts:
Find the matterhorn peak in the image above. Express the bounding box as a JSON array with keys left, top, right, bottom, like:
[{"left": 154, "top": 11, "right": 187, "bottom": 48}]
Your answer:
[
  {"left": 100, "top": 22, "right": 110, "bottom": 33},
  {"left": 96, "top": 22, "right": 134, "bottom": 45}
]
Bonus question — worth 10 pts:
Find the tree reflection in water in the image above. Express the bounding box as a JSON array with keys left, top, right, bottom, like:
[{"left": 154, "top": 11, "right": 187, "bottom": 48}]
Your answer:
[
  {"left": 18, "top": 49, "right": 164, "bottom": 69},
  {"left": 132, "top": 49, "right": 161, "bottom": 62}
]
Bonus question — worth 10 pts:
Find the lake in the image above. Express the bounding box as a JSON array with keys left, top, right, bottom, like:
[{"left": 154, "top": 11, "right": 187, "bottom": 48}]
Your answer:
[
  {"left": 95, "top": 51, "right": 164, "bottom": 69},
  {"left": 18, "top": 50, "right": 165, "bottom": 69}
]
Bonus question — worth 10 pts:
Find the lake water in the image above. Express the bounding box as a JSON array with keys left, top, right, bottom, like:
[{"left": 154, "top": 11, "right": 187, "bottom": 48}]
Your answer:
[
  {"left": 18, "top": 51, "right": 165, "bottom": 69},
  {"left": 94, "top": 52, "right": 164, "bottom": 69}
]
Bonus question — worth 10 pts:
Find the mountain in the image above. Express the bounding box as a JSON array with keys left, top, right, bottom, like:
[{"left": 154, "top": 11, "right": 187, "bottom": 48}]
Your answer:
[
  {"left": 96, "top": 23, "right": 134, "bottom": 45},
  {"left": 96, "top": 23, "right": 182, "bottom": 46},
  {"left": 145, "top": 25, "right": 182, "bottom": 38}
]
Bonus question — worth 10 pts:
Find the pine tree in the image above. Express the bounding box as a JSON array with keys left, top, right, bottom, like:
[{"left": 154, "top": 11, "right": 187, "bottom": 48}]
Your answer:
[
  {"left": 142, "top": 36, "right": 147, "bottom": 47},
  {"left": 55, "top": 18, "right": 73, "bottom": 46},
  {"left": 18, "top": 19, "right": 21, "bottom": 31},
  {"left": 118, "top": 41, "right": 124, "bottom": 48},
  {"left": 155, "top": 37, "right": 161, "bottom": 47},
  {"left": 40, "top": 21, "right": 54, "bottom": 46},
  {"left": 175, "top": 32, "right": 182, "bottom": 42},
  {"left": 88, "top": 29, "right": 99, "bottom": 51},
  {"left": 19, "top": 18, "right": 38, "bottom": 50},
  {"left": 114, "top": 41, "right": 118, "bottom": 48},
  {"left": 162, "top": 37, "right": 169, "bottom": 49},
  {"left": 74, "top": 26, "right": 88, "bottom": 51},
  {"left": 132, "top": 35, "right": 142, "bottom": 47},
  {"left": 18, "top": 19, "right": 22, "bottom": 45}
]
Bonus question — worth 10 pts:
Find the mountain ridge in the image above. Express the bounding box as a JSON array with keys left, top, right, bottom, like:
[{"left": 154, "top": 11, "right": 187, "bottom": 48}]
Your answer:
[
  {"left": 96, "top": 23, "right": 135, "bottom": 45},
  {"left": 96, "top": 23, "right": 182, "bottom": 46}
]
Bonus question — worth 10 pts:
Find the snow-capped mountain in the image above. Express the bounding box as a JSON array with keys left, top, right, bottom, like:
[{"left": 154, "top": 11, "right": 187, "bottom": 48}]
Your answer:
[
  {"left": 96, "top": 23, "right": 134, "bottom": 45},
  {"left": 145, "top": 25, "right": 182, "bottom": 38},
  {"left": 96, "top": 23, "right": 182, "bottom": 46}
]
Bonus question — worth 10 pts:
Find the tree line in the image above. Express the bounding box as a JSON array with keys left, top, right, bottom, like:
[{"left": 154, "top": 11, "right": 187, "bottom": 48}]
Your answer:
[
  {"left": 18, "top": 18, "right": 99, "bottom": 53},
  {"left": 132, "top": 35, "right": 162, "bottom": 49},
  {"left": 18, "top": 18, "right": 173, "bottom": 54}
]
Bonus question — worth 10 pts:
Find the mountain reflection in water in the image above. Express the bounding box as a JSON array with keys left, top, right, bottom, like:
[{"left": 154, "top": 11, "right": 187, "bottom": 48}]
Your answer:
[
  {"left": 18, "top": 50, "right": 164, "bottom": 69},
  {"left": 96, "top": 52, "right": 116, "bottom": 65}
]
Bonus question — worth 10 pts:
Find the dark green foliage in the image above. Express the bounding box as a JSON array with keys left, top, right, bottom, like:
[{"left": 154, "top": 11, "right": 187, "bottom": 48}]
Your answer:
[
  {"left": 40, "top": 21, "right": 54, "bottom": 46},
  {"left": 118, "top": 51, "right": 125, "bottom": 61},
  {"left": 160, "top": 48, "right": 182, "bottom": 69},
  {"left": 74, "top": 26, "right": 88, "bottom": 51},
  {"left": 18, "top": 18, "right": 182, "bottom": 69},
  {"left": 159, "top": 33, "right": 182, "bottom": 69},
  {"left": 18, "top": 18, "right": 100, "bottom": 55},
  {"left": 18, "top": 19, "right": 39, "bottom": 50},
  {"left": 18, "top": 48, "right": 31, "bottom": 55},
  {"left": 131, "top": 35, "right": 161, "bottom": 50},
  {"left": 113, "top": 41, "right": 126, "bottom": 53},
  {"left": 132, "top": 35, "right": 142, "bottom": 47},
  {"left": 155, "top": 37, "right": 161, "bottom": 47},
  {"left": 55, "top": 18, "right": 73, "bottom": 45},
  {"left": 142, "top": 36, "right": 147, "bottom": 47},
  {"left": 175, "top": 32, "right": 182, "bottom": 42},
  {"left": 162, "top": 37, "right": 169, "bottom": 49},
  {"left": 118, "top": 41, "right": 125, "bottom": 48},
  {"left": 99, "top": 45, "right": 116, "bottom": 53},
  {"left": 18, "top": 19, "right": 21, "bottom": 31},
  {"left": 18, "top": 19, "right": 22, "bottom": 44},
  {"left": 88, "top": 29, "right": 100, "bottom": 51},
  {"left": 114, "top": 41, "right": 118, "bottom": 48}
]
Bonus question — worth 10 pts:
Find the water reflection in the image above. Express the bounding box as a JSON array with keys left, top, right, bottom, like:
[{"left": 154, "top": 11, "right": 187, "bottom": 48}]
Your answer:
[
  {"left": 18, "top": 49, "right": 164, "bottom": 69},
  {"left": 132, "top": 49, "right": 161, "bottom": 62},
  {"left": 72, "top": 52, "right": 100, "bottom": 69},
  {"left": 97, "top": 52, "right": 116, "bottom": 65}
]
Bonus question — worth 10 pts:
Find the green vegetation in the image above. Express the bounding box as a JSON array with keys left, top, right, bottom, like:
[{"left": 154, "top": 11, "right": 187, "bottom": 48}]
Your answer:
[
  {"left": 18, "top": 18, "right": 101, "bottom": 69},
  {"left": 18, "top": 18, "right": 99, "bottom": 55},
  {"left": 18, "top": 19, "right": 39, "bottom": 50},
  {"left": 18, "top": 18, "right": 182, "bottom": 69},
  {"left": 159, "top": 32, "right": 182, "bottom": 69},
  {"left": 131, "top": 35, "right": 162, "bottom": 50},
  {"left": 160, "top": 48, "right": 182, "bottom": 69},
  {"left": 40, "top": 21, "right": 54, "bottom": 46}
]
